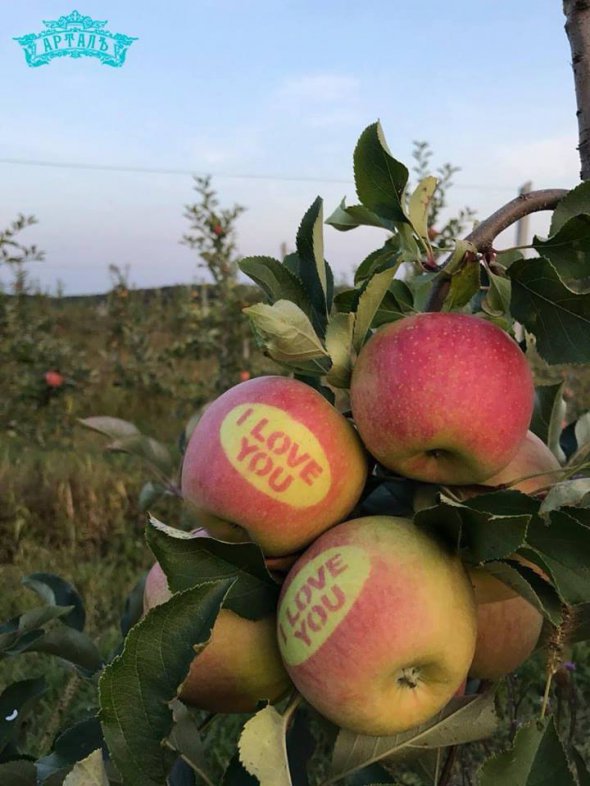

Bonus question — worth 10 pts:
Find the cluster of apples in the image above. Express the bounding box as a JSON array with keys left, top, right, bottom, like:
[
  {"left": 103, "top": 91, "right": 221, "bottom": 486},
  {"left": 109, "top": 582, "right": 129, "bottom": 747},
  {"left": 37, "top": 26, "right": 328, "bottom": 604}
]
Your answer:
[{"left": 144, "top": 312, "right": 558, "bottom": 736}]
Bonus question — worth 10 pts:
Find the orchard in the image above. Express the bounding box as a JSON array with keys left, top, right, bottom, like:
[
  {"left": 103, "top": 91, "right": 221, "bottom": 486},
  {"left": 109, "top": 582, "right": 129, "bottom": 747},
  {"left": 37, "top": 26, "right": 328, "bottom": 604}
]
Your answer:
[{"left": 3, "top": 4, "right": 590, "bottom": 786}]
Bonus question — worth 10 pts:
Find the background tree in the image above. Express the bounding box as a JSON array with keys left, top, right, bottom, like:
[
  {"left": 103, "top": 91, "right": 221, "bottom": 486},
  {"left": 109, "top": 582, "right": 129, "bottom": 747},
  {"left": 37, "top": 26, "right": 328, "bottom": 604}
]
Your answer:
[{"left": 181, "top": 176, "right": 248, "bottom": 393}]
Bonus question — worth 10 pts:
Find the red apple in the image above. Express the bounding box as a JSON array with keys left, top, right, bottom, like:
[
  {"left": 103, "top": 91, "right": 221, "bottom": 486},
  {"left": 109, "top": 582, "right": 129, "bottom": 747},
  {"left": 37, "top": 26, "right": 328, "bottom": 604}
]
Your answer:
[
  {"left": 277, "top": 516, "right": 477, "bottom": 736},
  {"left": 181, "top": 376, "right": 368, "bottom": 556},
  {"left": 45, "top": 370, "right": 64, "bottom": 388},
  {"left": 350, "top": 313, "right": 534, "bottom": 485},
  {"left": 144, "top": 562, "right": 290, "bottom": 712},
  {"left": 469, "top": 594, "right": 543, "bottom": 680}
]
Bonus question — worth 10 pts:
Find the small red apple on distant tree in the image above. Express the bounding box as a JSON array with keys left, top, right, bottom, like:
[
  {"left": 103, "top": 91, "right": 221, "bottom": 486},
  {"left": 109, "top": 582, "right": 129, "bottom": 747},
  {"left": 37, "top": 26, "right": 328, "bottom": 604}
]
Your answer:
[
  {"left": 181, "top": 375, "right": 368, "bottom": 556},
  {"left": 44, "top": 370, "right": 65, "bottom": 388},
  {"left": 350, "top": 313, "right": 534, "bottom": 485}
]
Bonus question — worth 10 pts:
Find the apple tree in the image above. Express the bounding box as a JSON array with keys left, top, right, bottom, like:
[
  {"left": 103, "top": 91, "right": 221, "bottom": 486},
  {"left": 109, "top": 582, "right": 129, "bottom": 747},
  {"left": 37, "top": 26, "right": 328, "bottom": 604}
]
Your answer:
[{"left": 3, "top": 4, "right": 590, "bottom": 786}]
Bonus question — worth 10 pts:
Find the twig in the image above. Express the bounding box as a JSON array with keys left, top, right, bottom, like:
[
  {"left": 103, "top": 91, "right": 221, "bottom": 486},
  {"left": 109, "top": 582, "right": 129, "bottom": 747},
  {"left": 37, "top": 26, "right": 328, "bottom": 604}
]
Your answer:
[
  {"left": 425, "top": 189, "right": 568, "bottom": 312},
  {"left": 437, "top": 746, "right": 457, "bottom": 786}
]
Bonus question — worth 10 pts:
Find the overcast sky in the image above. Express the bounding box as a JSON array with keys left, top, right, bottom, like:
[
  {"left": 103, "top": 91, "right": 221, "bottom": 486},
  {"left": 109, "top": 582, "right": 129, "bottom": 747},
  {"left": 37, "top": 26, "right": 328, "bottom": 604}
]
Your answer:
[{"left": 0, "top": 1, "right": 581, "bottom": 294}]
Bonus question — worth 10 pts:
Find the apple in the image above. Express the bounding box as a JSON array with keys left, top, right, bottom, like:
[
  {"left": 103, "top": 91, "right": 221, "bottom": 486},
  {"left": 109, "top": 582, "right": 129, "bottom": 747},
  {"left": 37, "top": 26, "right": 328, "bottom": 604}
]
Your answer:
[
  {"left": 181, "top": 375, "right": 368, "bottom": 556},
  {"left": 460, "top": 430, "right": 561, "bottom": 498},
  {"left": 144, "top": 561, "right": 291, "bottom": 713},
  {"left": 277, "top": 516, "right": 477, "bottom": 736},
  {"left": 469, "top": 594, "right": 543, "bottom": 680},
  {"left": 350, "top": 313, "right": 534, "bottom": 485}
]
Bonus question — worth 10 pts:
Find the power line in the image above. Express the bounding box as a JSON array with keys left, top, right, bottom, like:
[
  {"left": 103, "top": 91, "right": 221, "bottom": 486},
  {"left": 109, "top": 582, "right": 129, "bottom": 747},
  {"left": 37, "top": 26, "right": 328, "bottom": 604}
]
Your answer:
[
  {"left": 0, "top": 157, "right": 352, "bottom": 185},
  {"left": 0, "top": 156, "right": 516, "bottom": 191}
]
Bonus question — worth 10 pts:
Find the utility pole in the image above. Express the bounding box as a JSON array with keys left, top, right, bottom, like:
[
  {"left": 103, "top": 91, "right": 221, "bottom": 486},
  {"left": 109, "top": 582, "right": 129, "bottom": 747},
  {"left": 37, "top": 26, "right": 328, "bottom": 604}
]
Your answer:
[{"left": 515, "top": 181, "right": 532, "bottom": 249}]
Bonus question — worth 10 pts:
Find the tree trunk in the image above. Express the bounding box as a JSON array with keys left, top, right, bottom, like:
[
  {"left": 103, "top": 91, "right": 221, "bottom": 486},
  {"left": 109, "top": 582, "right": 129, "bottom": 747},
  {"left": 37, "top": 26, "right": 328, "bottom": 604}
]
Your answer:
[{"left": 564, "top": 0, "right": 590, "bottom": 180}]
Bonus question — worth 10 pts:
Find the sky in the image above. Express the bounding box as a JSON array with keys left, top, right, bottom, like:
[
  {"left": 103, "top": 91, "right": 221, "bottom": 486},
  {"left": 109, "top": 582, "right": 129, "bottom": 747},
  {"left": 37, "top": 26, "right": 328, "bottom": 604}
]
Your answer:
[{"left": 0, "top": 1, "right": 582, "bottom": 294}]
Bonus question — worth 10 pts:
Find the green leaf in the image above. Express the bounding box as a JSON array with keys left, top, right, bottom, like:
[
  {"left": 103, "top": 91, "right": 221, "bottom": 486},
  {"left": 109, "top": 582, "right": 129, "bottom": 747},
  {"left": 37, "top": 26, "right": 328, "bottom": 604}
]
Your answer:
[
  {"left": 395, "top": 221, "right": 422, "bottom": 262},
  {"left": 239, "top": 256, "right": 312, "bottom": 316},
  {"left": 107, "top": 434, "right": 176, "bottom": 478},
  {"left": 415, "top": 492, "right": 534, "bottom": 563},
  {"left": 534, "top": 216, "right": 590, "bottom": 284},
  {"left": 329, "top": 691, "right": 496, "bottom": 782},
  {"left": 0, "top": 605, "right": 73, "bottom": 655},
  {"left": 0, "top": 760, "right": 38, "bottom": 786},
  {"left": 571, "top": 748, "right": 590, "bottom": 786},
  {"left": 295, "top": 198, "right": 329, "bottom": 329},
  {"left": 353, "top": 122, "right": 410, "bottom": 224},
  {"left": 550, "top": 181, "right": 590, "bottom": 234},
  {"left": 442, "top": 259, "right": 481, "bottom": 312},
  {"left": 22, "top": 573, "right": 85, "bottom": 631},
  {"left": 353, "top": 242, "right": 401, "bottom": 286},
  {"left": 325, "top": 312, "right": 355, "bottom": 389},
  {"left": 0, "top": 678, "right": 47, "bottom": 755},
  {"left": 78, "top": 416, "right": 140, "bottom": 440},
  {"left": 539, "top": 479, "right": 590, "bottom": 513},
  {"left": 244, "top": 300, "right": 331, "bottom": 376},
  {"left": 36, "top": 718, "right": 104, "bottom": 784},
  {"left": 138, "top": 481, "right": 167, "bottom": 512},
  {"left": 353, "top": 266, "right": 401, "bottom": 351},
  {"left": 238, "top": 705, "right": 292, "bottom": 786},
  {"left": 508, "top": 257, "right": 590, "bottom": 365},
  {"left": 530, "top": 383, "right": 566, "bottom": 462},
  {"left": 482, "top": 269, "right": 512, "bottom": 318},
  {"left": 146, "top": 517, "right": 279, "bottom": 620},
  {"left": 478, "top": 560, "right": 562, "bottom": 625},
  {"left": 325, "top": 199, "right": 392, "bottom": 232},
  {"left": 166, "top": 700, "right": 216, "bottom": 785},
  {"left": 525, "top": 509, "right": 590, "bottom": 604},
  {"left": 23, "top": 627, "right": 103, "bottom": 677},
  {"left": 496, "top": 249, "right": 524, "bottom": 269},
  {"left": 408, "top": 176, "right": 437, "bottom": 240},
  {"left": 372, "top": 281, "right": 415, "bottom": 328},
  {"left": 478, "top": 716, "right": 576, "bottom": 785},
  {"left": 120, "top": 575, "right": 147, "bottom": 637},
  {"left": 62, "top": 749, "right": 108, "bottom": 786},
  {"left": 99, "top": 579, "right": 233, "bottom": 786}
]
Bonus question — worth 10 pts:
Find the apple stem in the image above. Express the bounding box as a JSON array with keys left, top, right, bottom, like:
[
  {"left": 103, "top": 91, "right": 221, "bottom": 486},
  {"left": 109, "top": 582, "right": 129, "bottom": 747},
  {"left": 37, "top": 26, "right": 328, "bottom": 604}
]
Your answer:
[{"left": 425, "top": 189, "right": 568, "bottom": 312}]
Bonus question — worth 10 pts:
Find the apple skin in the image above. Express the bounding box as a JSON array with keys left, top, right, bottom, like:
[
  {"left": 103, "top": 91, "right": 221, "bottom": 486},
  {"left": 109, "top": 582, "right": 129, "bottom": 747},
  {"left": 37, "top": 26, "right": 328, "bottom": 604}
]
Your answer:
[
  {"left": 277, "top": 516, "right": 477, "bottom": 736},
  {"left": 461, "top": 430, "right": 561, "bottom": 499},
  {"left": 144, "top": 562, "right": 291, "bottom": 713},
  {"left": 469, "top": 594, "right": 543, "bottom": 680},
  {"left": 350, "top": 313, "right": 534, "bottom": 485},
  {"left": 181, "top": 375, "right": 368, "bottom": 556}
]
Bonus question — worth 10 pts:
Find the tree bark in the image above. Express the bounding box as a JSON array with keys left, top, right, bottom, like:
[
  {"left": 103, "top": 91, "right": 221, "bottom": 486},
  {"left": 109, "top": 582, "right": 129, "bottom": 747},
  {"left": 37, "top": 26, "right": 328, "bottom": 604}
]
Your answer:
[{"left": 564, "top": 0, "right": 590, "bottom": 180}]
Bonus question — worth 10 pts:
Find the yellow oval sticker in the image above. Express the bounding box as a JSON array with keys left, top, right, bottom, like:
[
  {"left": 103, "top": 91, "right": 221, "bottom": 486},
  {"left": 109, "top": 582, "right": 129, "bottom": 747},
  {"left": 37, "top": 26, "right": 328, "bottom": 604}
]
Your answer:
[
  {"left": 219, "top": 403, "right": 331, "bottom": 507},
  {"left": 278, "top": 546, "right": 371, "bottom": 666}
]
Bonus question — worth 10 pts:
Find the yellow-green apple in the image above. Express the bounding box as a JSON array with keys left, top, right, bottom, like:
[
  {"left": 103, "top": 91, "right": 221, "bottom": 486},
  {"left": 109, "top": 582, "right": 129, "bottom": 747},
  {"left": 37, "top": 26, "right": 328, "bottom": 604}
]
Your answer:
[
  {"left": 277, "top": 516, "right": 477, "bottom": 736},
  {"left": 469, "top": 594, "right": 543, "bottom": 679},
  {"left": 181, "top": 375, "right": 368, "bottom": 556},
  {"left": 350, "top": 313, "right": 534, "bottom": 485},
  {"left": 144, "top": 561, "right": 290, "bottom": 712}
]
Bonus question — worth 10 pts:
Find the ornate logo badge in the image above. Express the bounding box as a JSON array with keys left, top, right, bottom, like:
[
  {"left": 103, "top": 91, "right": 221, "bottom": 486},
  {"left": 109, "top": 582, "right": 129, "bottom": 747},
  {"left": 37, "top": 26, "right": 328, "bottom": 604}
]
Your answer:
[{"left": 14, "top": 10, "right": 137, "bottom": 68}]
